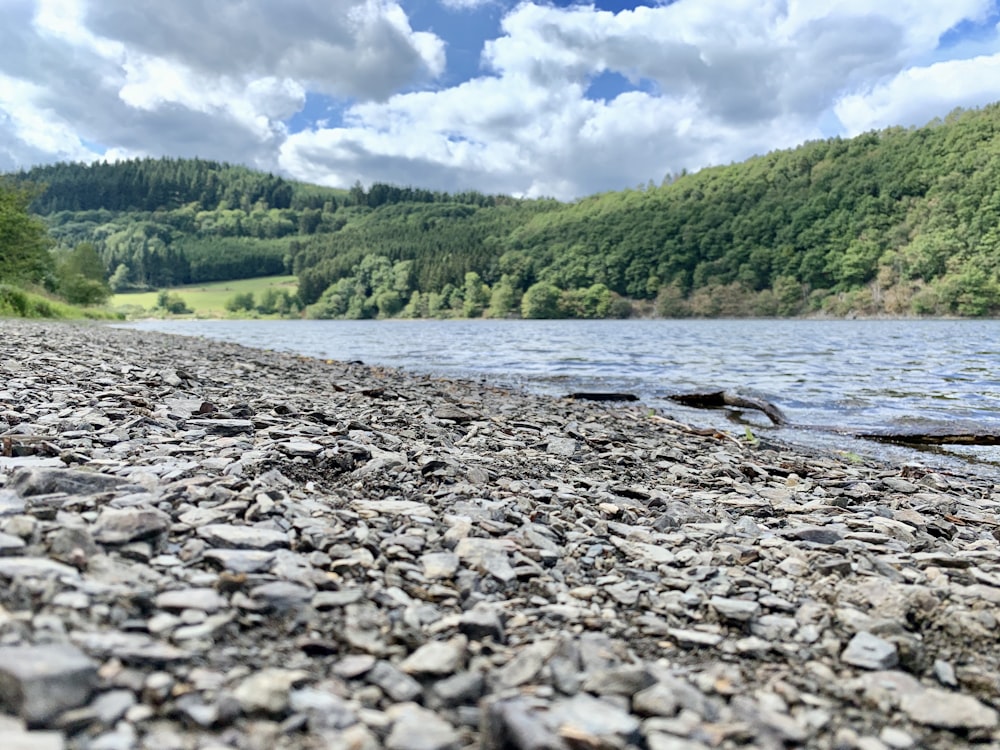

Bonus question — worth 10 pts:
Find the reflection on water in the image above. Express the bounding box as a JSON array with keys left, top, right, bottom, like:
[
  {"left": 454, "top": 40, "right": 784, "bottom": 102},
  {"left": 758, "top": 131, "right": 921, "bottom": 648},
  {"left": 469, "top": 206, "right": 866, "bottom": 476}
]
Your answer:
[{"left": 118, "top": 318, "right": 1000, "bottom": 477}]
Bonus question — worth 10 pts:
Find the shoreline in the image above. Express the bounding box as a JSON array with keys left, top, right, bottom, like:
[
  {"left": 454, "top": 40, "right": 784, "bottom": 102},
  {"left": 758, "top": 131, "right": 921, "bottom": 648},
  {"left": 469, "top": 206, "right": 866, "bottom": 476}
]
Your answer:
[{"left": 1, "top": 318, "right": 998, "bottom": 749}]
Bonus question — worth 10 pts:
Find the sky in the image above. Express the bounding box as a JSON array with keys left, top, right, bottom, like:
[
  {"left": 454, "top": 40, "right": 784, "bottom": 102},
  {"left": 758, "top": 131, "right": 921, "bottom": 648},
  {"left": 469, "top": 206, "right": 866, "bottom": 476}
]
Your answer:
[{"left": 2, "top": 1, "right": 1000, "bottom": 201}]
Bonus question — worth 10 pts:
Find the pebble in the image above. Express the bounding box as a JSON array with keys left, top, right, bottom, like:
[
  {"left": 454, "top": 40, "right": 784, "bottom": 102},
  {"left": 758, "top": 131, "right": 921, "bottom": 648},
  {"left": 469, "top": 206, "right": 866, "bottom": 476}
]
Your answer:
[{"left": 0, "top": 319, "right": 998, "bottom": 750}]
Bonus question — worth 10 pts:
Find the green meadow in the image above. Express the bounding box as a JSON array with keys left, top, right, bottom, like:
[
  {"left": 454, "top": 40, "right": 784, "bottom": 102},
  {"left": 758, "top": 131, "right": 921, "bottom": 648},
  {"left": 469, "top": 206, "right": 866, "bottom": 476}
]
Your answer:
[{"left": 111, "top": 275, "right": 299, "bottom": 318}]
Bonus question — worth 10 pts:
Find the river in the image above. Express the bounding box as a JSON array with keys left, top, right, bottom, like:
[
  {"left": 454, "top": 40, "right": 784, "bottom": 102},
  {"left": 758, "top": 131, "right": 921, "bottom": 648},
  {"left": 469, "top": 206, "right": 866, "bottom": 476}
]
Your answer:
[{"left": 118, "top": 318, "right": 1000, "bottom": 478}]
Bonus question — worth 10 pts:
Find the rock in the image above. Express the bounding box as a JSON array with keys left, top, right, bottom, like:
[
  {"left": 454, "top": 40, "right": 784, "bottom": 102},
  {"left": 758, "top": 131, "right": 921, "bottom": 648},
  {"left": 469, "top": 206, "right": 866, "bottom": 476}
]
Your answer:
[
  {"left": 185, "top": 418, "right": 255, "bottom": 436},
  {"left": 8, "top": 467, "right": 127, "bottom": 497},
  {"left": 421, "top": 551, "right": 460, "bottom": 579},
  {"left": 841, "top": 632, "right": 899, "bottom": 670},
  {"left": 0, "top": 728, "right": 65, "bottom": 750},
  {"left": 197, "top": 524, "right": 289, "bottom": 550},
  {"left": 0, "top": 531, "right": 26, "bottom": 555},
  {"left": 385, "top": 703, "right": 461, "bottom": 750},
  {"left": 233, "top": 669, "right": 309, "bottom": 715},
  {"left": 367, "top": 661, "right": 423, "bottom": 702},
  {"left": 899, "top": 687, "right": 998, "bottom": 729},
  {"left": 4, "top": 320, "right": 1000, "bottom": 749},
  {"left": 91, "top": 507, "right": 171, "bottom": 545},
  {"left": 154, "top": 588, "right": 227, "bottom": 613},
  {"left": 400, "top": 636, "right": 468, "bottom": 675},
  {"left": 709, "top": 596, "right": 761, "bottom": 622},
  {"left": 0, "top": 644, "right": 98, "bottom": 726}
]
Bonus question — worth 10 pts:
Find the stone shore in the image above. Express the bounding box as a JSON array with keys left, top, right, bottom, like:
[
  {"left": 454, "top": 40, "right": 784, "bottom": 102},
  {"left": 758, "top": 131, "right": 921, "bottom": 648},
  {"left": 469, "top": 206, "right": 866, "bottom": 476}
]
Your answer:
[{"left": 1, "top": 318, "right": 998, "bottom": 750}]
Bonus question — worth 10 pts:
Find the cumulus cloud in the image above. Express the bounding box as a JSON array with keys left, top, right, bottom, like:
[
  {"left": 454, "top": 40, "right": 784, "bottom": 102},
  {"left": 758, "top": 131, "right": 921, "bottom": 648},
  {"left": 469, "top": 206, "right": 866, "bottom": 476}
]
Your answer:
[
  {"left": 3, "top": 0, "right": 1000, "bottom": 197},
  {"left": 836, "top": 53, "right": 1000, "bottom": 134},
  {"left": 0, "top": 0, "right": 445, "bottom": 172},
  {"left": 282, "top": 0, "right": 1000, "bottom": 197}
]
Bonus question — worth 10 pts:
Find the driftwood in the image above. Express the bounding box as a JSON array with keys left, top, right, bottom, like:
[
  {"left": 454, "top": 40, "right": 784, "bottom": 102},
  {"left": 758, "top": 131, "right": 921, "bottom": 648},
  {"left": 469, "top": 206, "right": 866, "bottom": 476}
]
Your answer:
[
  {"left": 669, "top": 390, "right": 787, "bottom": 425},
  {"left": 854, "top": 430, "right": 1000, "bottom": 446},
  {"left": 670, "top": 389, "right": 1000, "bottom": 447},
  {"left": 567, "top": 392, "right": 640, "bottom": 402}
]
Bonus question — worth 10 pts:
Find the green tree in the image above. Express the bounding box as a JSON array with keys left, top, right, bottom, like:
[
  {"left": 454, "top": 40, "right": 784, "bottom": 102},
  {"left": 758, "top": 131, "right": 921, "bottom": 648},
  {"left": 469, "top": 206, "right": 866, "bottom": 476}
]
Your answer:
[
  {"left": 487, "top": 274, "right": 518, "bottom": 318},
  {"left": 225, "top": 292, "right": 256, "bottom": 312},
  {"left": 462, "top": 271, "right": 490, "bottom": 317},
  {"left": 56, "top": 242, "right": 111, "bottom": 305},
  {"left": 521, "top": 282, "right": 562, "bottom": 318},
  {"left": 0, "top": 180, "right": 52, "bottom": 285}
]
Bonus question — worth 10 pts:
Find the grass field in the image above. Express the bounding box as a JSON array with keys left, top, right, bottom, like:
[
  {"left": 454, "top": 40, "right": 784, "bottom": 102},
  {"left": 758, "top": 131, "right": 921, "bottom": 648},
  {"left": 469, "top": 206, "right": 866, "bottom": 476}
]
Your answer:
[{"left": 111, "top": 275, "right": 299, "bottom": 317}]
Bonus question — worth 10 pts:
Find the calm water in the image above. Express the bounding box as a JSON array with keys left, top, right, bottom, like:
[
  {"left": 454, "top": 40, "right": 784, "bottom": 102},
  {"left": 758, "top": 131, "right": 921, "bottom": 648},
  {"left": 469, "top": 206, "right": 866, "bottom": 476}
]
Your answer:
[{"left": 119, "top": 318, "right": 1000, "bottom": 477}]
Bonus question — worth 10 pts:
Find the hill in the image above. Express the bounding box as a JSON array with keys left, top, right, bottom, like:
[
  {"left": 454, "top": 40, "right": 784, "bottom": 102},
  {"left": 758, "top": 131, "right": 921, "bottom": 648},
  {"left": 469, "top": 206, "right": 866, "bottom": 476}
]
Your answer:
[{"left": 6, "top": 103, "right": 1000, "bottom": 318}]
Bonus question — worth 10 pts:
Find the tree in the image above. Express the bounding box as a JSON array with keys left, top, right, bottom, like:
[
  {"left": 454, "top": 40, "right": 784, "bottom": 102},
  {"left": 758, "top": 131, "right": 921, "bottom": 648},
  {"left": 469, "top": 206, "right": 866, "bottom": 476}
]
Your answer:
[
  {"left": 0, "top": 180, "right": 52, "bottom": 285},
  {"left": 56, "top": 242, "right": 111, "bottom": 305},
  {"left": 462, "top": 271, "right": 490, "bottom": 317},
  {"left": 521, "top": 282, "right": 562, "bottom": 318}
]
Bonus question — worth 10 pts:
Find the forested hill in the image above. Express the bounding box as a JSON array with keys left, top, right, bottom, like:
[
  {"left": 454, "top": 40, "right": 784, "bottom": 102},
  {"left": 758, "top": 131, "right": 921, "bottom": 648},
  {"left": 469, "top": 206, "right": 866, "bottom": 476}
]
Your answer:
[{"left": 7, "top": 102, "right": 1000, "bottom": 318}]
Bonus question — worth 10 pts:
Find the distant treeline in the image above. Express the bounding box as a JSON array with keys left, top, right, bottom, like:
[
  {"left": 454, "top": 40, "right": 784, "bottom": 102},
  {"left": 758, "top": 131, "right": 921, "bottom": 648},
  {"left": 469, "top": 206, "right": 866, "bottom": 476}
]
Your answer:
[{"left": 6, "top": 102, "right": 1000, "bottom": 317}]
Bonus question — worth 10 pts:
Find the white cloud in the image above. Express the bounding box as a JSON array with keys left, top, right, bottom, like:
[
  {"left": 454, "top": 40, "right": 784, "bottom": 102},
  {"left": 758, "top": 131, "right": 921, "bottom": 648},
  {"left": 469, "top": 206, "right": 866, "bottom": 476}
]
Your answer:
[
  {"left": 0, "top": 0, "right": 446, "bottom": 172},
  {"left": 3, "top": 0, "right": 1000, "bottom": 197},
  {"left": 286, "top": 0, "right": 1000, "bottom": 197},
  {"left": 836, "top": 54, "right": 1000, "bottom": 134}
]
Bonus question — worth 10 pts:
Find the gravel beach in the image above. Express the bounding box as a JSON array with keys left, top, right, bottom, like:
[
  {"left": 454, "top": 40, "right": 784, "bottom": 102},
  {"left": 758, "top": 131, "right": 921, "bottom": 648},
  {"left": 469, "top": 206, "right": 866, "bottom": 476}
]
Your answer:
[{"left": 1, "top": 318, "right": 998, "bottom": 750}]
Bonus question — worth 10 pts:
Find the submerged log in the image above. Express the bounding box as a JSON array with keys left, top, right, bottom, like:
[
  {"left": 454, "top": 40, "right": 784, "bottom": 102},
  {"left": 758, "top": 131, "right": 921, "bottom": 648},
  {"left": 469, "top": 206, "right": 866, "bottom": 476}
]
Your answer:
[
  {"left": 669, "top": 390, "right": 787, "bottom": 426},
  {"left": 567, "top": 392, "right": 640, "bottom": 402},
  {"left": 854, "top": 430, "right": 1000, "bottom": 446}
]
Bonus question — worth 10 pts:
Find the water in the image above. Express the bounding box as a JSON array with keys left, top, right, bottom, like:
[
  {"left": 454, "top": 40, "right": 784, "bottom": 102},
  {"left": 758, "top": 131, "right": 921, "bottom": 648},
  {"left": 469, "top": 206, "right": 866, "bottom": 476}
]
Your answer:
[{"left": 118, "top": 318, "right": 1000, "bottom": 477}]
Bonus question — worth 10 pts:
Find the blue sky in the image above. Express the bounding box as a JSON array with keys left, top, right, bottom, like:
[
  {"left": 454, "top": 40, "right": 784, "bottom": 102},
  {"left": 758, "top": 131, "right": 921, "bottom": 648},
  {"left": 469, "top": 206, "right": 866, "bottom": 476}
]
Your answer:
[{"left": 2, "top": 0, "right": 1000, "bottom": 200}]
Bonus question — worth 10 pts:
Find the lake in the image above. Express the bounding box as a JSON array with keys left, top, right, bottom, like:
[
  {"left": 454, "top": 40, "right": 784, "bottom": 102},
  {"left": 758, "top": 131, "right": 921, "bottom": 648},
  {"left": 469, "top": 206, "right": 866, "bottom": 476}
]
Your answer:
[{"left": 118, "top": 318, "right": 1000, "bottom": 477}]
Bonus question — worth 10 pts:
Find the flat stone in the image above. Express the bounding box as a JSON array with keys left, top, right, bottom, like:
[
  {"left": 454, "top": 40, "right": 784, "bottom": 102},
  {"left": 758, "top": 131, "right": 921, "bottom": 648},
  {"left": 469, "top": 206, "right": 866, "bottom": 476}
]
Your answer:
[
  {"left": 0, "top": 531, "right": 26, "bottom": 555},
  {"left": 278, "top": 440, "right": 324, "bottom": 458},
  {"left": 632, "top": 682, "right": 680, "bottom": 717},
  {"left": 0, "top": 557, "right": 79, "bottom": 581},
  {"left": 367, "top": 661, "right": 422, "bottom": 702},
  {"left": 709, "top": 596, "right": 761, "bottom": 622},
  {"left": 203, "top": 549, "right": 275, "bottom": 573},
  {"left": 782, "top": 525, "right": 844, "bottom": 545},
  {"left": 197, "top": 524, "right": 289, "bottom": 550},
  {"left": 841, "top": 632, "right": 898, "bottom": 670},
  {"left": 249, "top": 581, "right": 313, "bottom": 612},
  {"left": 185, "top": 418, "right": 254, "bottom": 436},
  {"left": 91, "top": 507, "right": 171, "bottom": 545},
  {"left": 0, "top": 644, "right": 97, "bottom": 726},
  {"left": 70, "top": 631, "right": 191, "bottom": 665},
  {"left": 544, "top": 692, "right": 642, "bottom": 738},
  {"left": 8, "top": 467, "right": 127, "bottom": 498},
  {"left": 899, "top": 687, "right": 998, "bottom": 729},
  {"left": 421, "top": 551, "right": 460, "bottom": 579},
  {"left": 154, "top": 588, "right": 227, "bottom": 613},
  {"left": 385, "top": 703, "right": 461, "bottom": 750},
  {"left": 546, "top": 437, "right": 578, "bottom": 456},
  {"left": 400, "top": 636, "right": 468, "bottom": 675},
  {"left": 0, "top": 729, "right": 65, "bottom": 750},
  {"left": 455, "top": 537, "right": 516, "bottom": 582}
]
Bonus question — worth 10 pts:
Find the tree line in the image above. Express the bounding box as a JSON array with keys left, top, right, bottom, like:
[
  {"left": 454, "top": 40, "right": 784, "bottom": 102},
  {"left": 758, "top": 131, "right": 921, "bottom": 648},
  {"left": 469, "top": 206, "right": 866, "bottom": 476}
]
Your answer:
[{"left": 4, "top": 102, "right": 1000, "bottom": 317}]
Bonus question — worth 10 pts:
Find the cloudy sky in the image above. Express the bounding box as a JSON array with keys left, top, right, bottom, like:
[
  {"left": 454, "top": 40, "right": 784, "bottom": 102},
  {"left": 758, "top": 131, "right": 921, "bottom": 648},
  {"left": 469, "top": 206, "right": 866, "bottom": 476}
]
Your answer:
[{"left": 2, "top": 0, "right": 1000, "bottom": 200}]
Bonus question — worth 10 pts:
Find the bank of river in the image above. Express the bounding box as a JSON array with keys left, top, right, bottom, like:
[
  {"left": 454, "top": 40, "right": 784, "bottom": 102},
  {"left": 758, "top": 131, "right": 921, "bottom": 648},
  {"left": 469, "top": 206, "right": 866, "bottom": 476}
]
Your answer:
[
  {"left": 1, "top": 319, "right": 999, "bottom": 749},
  {"left": 120, "top": 317, "right": 1000, "bottom": 475}
]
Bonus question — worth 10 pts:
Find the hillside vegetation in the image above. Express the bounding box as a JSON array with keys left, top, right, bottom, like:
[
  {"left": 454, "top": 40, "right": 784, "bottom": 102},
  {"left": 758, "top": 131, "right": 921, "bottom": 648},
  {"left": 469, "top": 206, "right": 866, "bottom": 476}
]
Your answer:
[{"left": 5, "top": 103, "right": 1000, "bottom": 318}]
